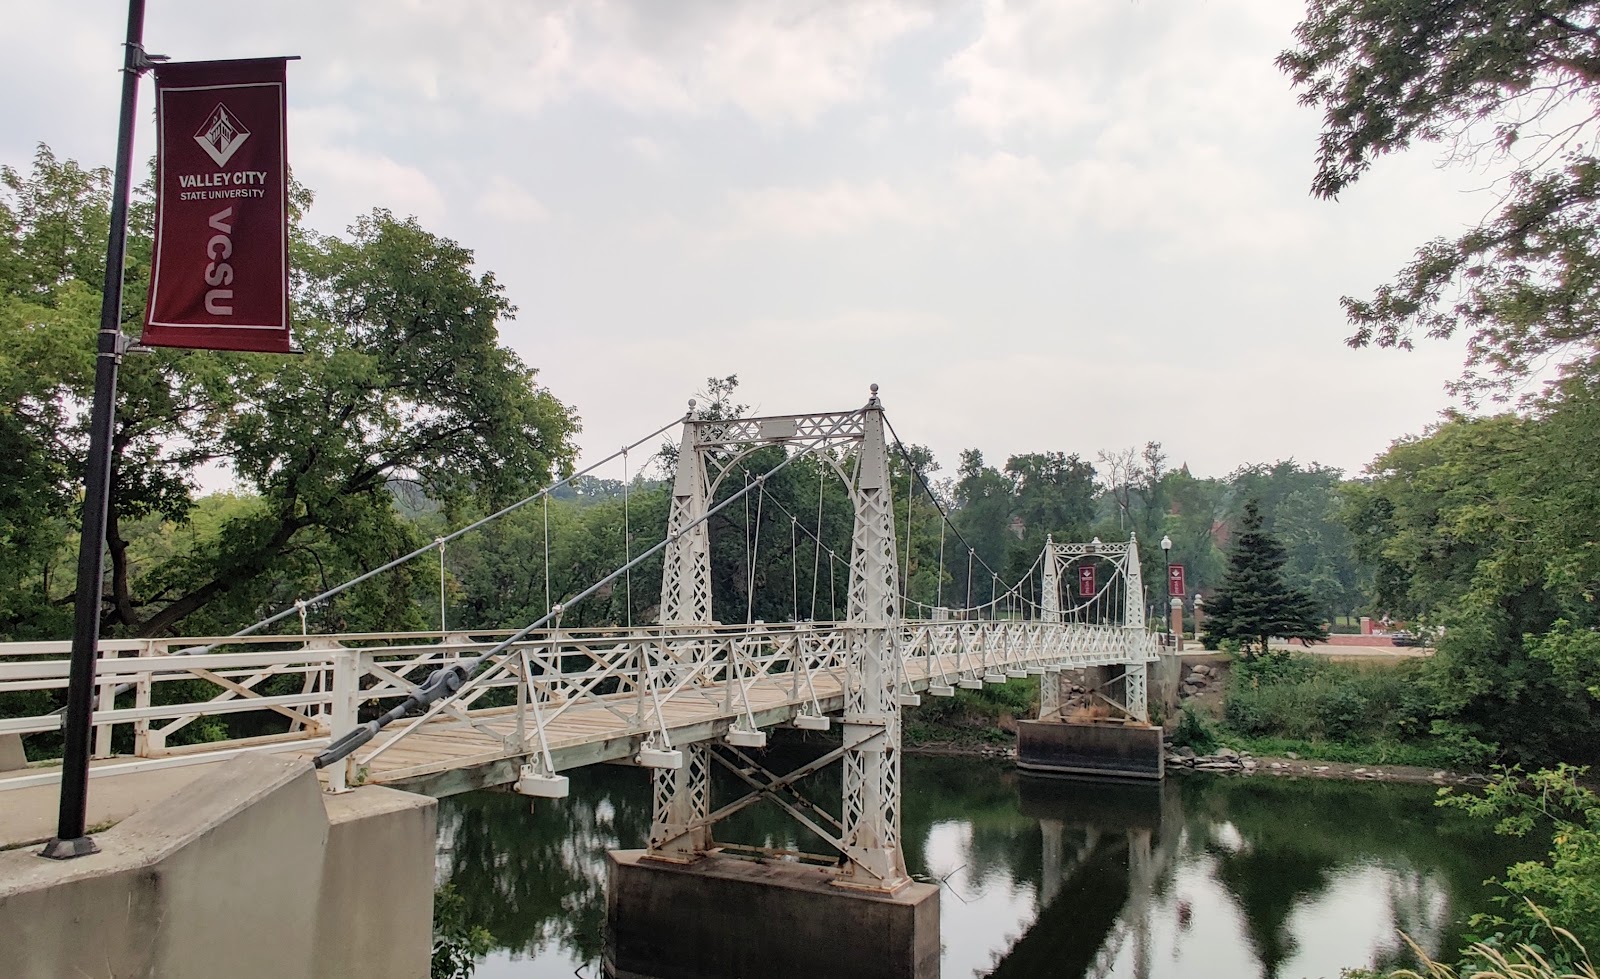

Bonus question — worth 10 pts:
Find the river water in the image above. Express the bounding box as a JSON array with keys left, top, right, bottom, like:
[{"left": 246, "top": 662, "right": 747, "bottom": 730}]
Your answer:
[{"left": 435, "top": 754, "right": 1536, "bottom": 979}]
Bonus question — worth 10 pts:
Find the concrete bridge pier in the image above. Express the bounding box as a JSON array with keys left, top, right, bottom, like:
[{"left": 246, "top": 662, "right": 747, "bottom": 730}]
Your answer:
[
  {"left": 1019, "top": 664, "right": 1164, "bottom": 779},
  {"left": 605, "top": 851, "right": 938, "bottom": 979},
  {"left": 1019, "top": 719, "right": 1165, "bottom": 779}
]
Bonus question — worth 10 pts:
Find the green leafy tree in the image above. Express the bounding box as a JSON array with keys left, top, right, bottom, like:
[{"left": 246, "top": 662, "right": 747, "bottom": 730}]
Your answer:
[
  {"left": 0, "top": 143, "right": 581, "bottom": 639},
  {"left": 122, "top": 210, "right": 579, "bottom": 637},
  {"left": 1280, "top": 1, "right": 1600, "bottom": 401},
  {"left": 1344, "top": 388, "right": 1600, "bottom": 763},
  {"left": 1160, "top": 466, "right": 1227, "bottom": 600},
  {"left": 944, "top": 448, "right": 1099, "bottom": 614},
  {"left": 950, "top": 449, "right": 1015, "bottom": 608},
  {"left": 1203, "top": 500, "right": 1329, "bottom": 657},
  {"left": 0, "top": 147, "right": 107, "bottom": 639},
  {"left": 431, "top": 883, "right": 493, "bottom": 979},
  {"left": 1226, "top": 462, "right": 1364, "bottom": 626}
]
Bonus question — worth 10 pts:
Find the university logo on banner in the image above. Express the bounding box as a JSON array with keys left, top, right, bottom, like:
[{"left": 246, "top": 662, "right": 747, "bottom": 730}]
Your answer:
[
  {"left": 143, "top": 58, "right": 292, "bottom": 353},
  {"left": 1078, "top": 565, "right": 1096, "bottom": 598}
]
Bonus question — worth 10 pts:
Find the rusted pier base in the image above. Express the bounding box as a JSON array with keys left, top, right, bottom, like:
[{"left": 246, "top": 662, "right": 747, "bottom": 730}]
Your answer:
[{"left": 605, "top": 850, "right": 939, "bottom": 979}]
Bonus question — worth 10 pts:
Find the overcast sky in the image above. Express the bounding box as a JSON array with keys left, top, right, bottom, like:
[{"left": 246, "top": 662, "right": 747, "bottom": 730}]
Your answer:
[{"left": 3, "top": 1, "right": 1494, "bottom": 481}]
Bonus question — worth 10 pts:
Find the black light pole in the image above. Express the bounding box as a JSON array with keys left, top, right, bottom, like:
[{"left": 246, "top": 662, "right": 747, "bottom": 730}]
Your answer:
[
  {"left": 1160, "top": 535, "right": 1173, "bottom": 650},
  {"left": 43, "top": 0, "right": 151, "bottom": 860}
]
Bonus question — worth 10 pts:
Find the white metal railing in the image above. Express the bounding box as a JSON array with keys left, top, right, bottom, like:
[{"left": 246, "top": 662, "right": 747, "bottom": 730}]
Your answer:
[{"left": 0, "top": 619, "right": 1156, "bottom": 790}]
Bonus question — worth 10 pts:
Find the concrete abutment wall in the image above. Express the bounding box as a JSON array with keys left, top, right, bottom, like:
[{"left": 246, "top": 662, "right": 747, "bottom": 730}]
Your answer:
[{"left": 0, "top": 755, "right": 435, "bottom": 978}]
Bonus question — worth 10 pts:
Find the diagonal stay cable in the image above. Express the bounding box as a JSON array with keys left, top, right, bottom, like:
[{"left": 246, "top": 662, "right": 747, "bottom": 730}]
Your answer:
[
  {"left": 178, "top": 414, "right": 685, "bottom": 655},
  {"left": 313, "top": 435, "right": 834, "bottom": 769}
]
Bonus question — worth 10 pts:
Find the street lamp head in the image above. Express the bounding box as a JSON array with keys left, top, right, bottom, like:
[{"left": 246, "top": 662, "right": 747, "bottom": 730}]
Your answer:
[{"left": 1161, "top": 535, "right": 1172, "bottom": 552}]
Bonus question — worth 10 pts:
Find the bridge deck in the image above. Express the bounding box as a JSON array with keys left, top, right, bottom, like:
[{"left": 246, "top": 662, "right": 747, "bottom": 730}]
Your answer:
[{"left": 336, "top": 653, "right": 956, "bottom": 797}]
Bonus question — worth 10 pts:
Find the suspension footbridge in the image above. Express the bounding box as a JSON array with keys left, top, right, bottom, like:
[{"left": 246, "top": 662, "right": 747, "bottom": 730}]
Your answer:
[{"left": 0, "top": 387, "right": 1165, "bottom": 978}]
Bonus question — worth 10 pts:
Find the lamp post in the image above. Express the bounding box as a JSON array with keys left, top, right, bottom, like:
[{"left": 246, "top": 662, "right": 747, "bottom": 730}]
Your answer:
[
  {"left": 44, "top": 0, "right": 151, "bottom": 861},
  {"left": 1160, "top": 536, "right": 1173, "bottom": 649}
]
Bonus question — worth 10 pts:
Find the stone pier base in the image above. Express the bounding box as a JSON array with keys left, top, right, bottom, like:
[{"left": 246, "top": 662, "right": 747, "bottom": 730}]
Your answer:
[
  {"left": 605, "top": 850, "right": 939, "bottom": 979},
  {"left": 1017, "top": 719, "right": 1165, "bottom": 780}
]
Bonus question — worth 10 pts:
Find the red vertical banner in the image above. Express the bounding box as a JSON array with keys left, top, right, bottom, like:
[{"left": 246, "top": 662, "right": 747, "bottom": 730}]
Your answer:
[
  {"left": 1168, "top": 564, "right": 1186, "bottom": 597},
  {"left": 143, "top": 58, "right": 291, "bottom": 352},
  {"left": 1078, "top": 565, "right": 1096, "bottom": 597}
]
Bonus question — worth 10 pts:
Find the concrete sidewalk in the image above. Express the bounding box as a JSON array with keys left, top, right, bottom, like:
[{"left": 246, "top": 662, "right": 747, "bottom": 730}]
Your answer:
[{"left": 1, "top": 758, "right": 229, "bottom": 850}]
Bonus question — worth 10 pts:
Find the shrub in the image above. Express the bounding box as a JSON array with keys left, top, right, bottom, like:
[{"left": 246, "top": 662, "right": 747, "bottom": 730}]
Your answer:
[
  {"left": 1387, "top": 912, "right": 1596, "bottom": 978},
  {"left": 1221, "top": 652, "right": 1439, "bottom": 748},
  {"left": 1317, "top": 686, "right": 1372, "bottom": 740},
  {"left": 1171, "top": 703, "right": 1217, "bottom": 753},
  {"left": 1437, "top": 765, "right": 1600, "bottom": 963}
]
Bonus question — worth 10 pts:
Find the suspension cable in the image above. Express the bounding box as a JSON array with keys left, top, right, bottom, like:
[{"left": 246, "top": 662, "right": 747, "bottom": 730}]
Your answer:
[
  {"left": 746, "top": 473, "right": 766, "bottom": 624},
  {"left": 315, "top": 434, "right": 830, "bottom": 768},
  {"left": 882, "top": 414, "right": 1010, "bottom": 592},
  {"left": 810, "top": 464, "right": 824, "bottom": 620},
  {"left": 622, "top": 446, "right": 633, "bottom": 628},
  {"left": 437, "top": 538, "right": 447, "bottom": 632},
  {"left": 900, "top": 456, "right": 914, "bottom": 607}
]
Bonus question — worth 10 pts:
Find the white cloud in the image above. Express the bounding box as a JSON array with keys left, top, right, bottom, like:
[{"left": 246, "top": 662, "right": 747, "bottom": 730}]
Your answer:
[
  {"left": 474, "top": 176, "right": 550, "bottom": 223},
  {"left": 293, "top": 145, "right": 448, "bottom": 227},
  {"left": 305, "top": 0, "right": 934, "bottom": 126},
  {"left": 3, "top": 0, "right": 1502, "bottom": 484},
  {"left": 625, "top": 135, "right": 667, "bottom": 162},
  {"left": 943, "top": 0, "right": 1118, "bottom": 137},
  {"left": 722, "top": 179, "right": 943, "bottom": 238}
]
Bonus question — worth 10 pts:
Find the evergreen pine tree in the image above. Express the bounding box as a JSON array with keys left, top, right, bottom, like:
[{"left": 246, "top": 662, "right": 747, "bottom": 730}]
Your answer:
[{"left": 1202, "top": 499, "right": 1327, "bottom": 657}]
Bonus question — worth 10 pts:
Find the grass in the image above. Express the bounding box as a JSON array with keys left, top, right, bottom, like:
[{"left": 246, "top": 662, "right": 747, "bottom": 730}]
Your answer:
[
  {"left": 902, "top": 678, "right": 1037, "bottom": 748},
  {"left": 1225, "top": 654, "right": 1429, "bottom": 740},
  {"left": 903, "top": 719, "right": 1014, "bottom": 747}
]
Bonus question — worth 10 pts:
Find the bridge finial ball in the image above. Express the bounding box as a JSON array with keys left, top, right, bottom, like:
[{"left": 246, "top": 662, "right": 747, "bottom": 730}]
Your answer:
[{"left": 870, "top": 383, "right": 879, "bottom": 395}]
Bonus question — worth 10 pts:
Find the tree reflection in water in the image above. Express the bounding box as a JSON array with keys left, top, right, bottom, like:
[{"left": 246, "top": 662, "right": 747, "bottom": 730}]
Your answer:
[{"left": 435, "top": 753, "right": 1538, "bottom": 979}]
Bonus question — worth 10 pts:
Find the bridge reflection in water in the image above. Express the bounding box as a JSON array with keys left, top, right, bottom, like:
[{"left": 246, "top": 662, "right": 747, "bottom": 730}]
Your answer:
[{"left": 436, "top": 753, "right": 1522, "bottom": 979}]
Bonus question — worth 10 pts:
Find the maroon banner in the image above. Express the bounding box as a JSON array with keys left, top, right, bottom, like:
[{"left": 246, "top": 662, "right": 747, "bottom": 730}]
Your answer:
[
  {"left": 143, "top": 58, "right": 291, "bottom": 352},
  {"left": 1078, "top": 565, "right": 1096, "bottom": 598},
  {"left": 1168, "top": 564, "right": 1186, "bottom": 597}
]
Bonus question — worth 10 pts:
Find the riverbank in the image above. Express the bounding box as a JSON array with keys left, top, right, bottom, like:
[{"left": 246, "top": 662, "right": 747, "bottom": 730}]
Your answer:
[
  {"left": 902, "top": 738, "right": 1485, "bottom": 786},
  {"left": 1162, "top": 745, "right": 1485, "bottom": 785}
]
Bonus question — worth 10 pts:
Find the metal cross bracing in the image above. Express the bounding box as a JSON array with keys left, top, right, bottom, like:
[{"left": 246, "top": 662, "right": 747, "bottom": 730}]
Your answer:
[{"left": 0, "top": 386, "right": 1162, "bottom": 892}]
